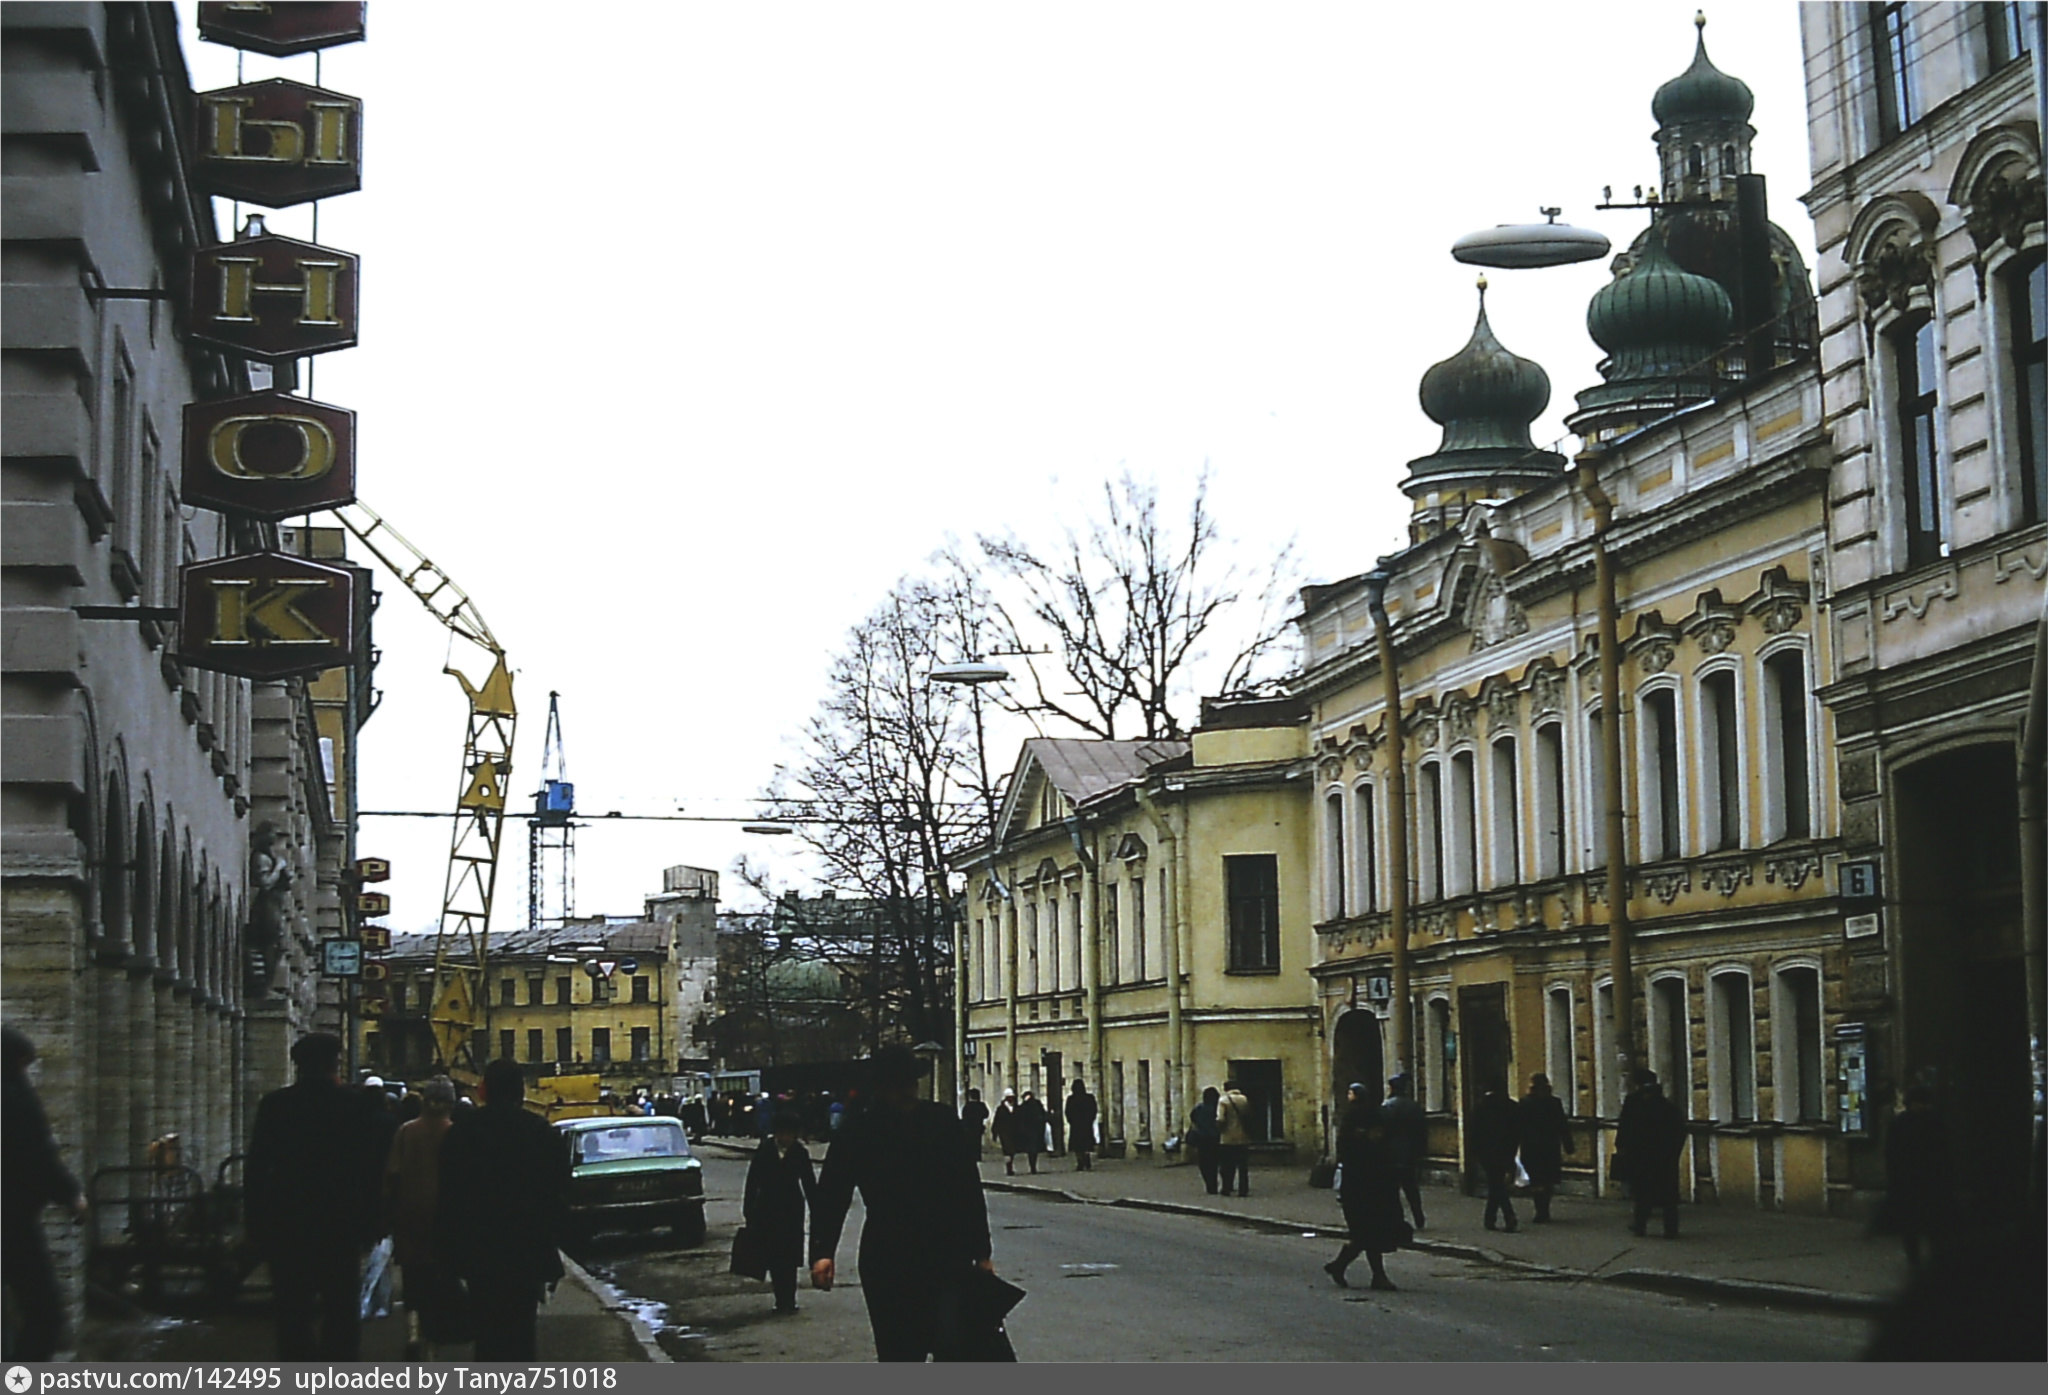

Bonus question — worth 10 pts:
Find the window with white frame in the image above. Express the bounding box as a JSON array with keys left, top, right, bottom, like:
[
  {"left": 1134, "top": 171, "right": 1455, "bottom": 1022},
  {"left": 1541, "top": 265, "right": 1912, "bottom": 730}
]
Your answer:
[
  {"left": 1132, "top": 873, "right": 1148, "bottom": 981},
  {"left": 1585, "top": 708, "right": 1608, "bottom": 867},
  {"left": 1046, "top": 894, "right": 1061, "bottom": 992},
  {"left": 1418, "top": 762, "right": 1445, "bottom": 901},
  {"left": 2008, "top": 253, "right": 2046, "bottom": 524},
  {"left": 1534, "top": 722, "right": 1566, "bottom": 879},
  {"left": 1066, "top": 888, "right": 1082, "bottom": 992},
  {"left": 1354, "top": 783, "right": 1379, "bottom": 913},
  {"left": 1025, "top": 901, "right": 1040, "bottom": 995},
  {"left": 1773, "top": 964, "right": 1826, "bottom": 1123},
  {"left": 1893, "top": 316, "right": 1946, "bottom": 566},
  {"left": 1448, "top": 750, "right": 1478, "bottom": 896},
  {"left": 1594, "top": 978, "right": 1620, "bottom": 1117},
  {"left": 1425, "top": 996, "right": 1454, "bottom": 1112},
  {"left": 1324, "top": 790, "right": 1347, "bottom": 920},
  {"left": 1648, "top": 974, "right": 1691, "bottom": 1117},
  {"left": 1984, "top": 1, "right": 2030, "bottom": 68},
  {"left": 1762, "top": 649, "right": 1813, "bottom": 842},
  {"left": 1102, "top": 883, "right": 1120, "bottom": 987},
  {"left": 1640, "top": 686, "right": 1682, "bottom": 862},
  {"left": 1545, "top": 985, "right": 1577, "bottom": 1114},
  {"left": 1700, "top": 668, "right": 1743, "bottom": 851},
  {"left": 1708, "top": 969, "right": 1757, "bottom": 1121},
  {"left": 1489, "top": 737, "right": 1520, "bottom": 888},
  {"left": 1870, "top": 2, "right": 1920, "bottom": 140}
]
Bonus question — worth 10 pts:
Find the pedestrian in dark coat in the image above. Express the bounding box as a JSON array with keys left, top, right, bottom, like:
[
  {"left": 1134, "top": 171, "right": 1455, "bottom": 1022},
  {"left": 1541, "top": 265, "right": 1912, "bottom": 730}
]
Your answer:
[
  {"left": 960, "top": 1089, "right": 991, "bottom": 1161},
  {"left": 809, "top": 1045, "right": 1001, "bottom": 1361},
  {"left": 1381, "top": 1075, "right": 1428, "bottom": 1228},
  {"left": 3, "top": 1028, "right": 86, "bottom": 1361},
  {"left": 1064, "top": 1080, "right": 1098, "bottom": 1172},
  {"left": 1467, "top": 1077, "right": 1521, "bottom": 1233},
  {"left": 990, "top": 1089, "right": 1019, "bottom": 1174},
  {"left": 1189, "top": 1087, "right": 1222, "bottom": 1195},
  {"left": 1516, "top": 1073, "right": 1573, "bottom": 1223},
  {"left": 745, "top": 1112, "right": 816, "bottom": 1313},
  {"left": 435, "top": 1060, "right": 570, "bottom": 1359},
  {"left": 1011, "top": 1092, "right": 1048, "bottom": 1175},
  {"left": 1614, "top": 1070, "right": 1686, "bottom": 1239},
  {"left": 1323, "top": 1084, "right": 1410, "bottom": 1291},
  {"left": 245, "top": 1033, "right": 389, "bottom": 1360},
  {"left": 1882, "top": 1086, "right": 1949, "bottom": 1270}
]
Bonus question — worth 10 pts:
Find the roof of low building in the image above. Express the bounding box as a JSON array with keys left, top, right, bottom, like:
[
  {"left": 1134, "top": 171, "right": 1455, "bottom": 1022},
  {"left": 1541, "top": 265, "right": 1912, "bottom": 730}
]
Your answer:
[
  {"left": 1028, "top": 737, "right": 1191, "bottom": 804},
  {"left": 382, "top": 919, "right": 671, "bottom": 964}
]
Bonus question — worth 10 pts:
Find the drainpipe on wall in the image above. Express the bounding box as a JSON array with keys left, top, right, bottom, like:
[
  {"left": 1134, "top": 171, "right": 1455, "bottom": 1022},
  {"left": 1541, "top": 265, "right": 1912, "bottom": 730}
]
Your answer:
[
  {"left": 1002, "top": 866, "right": 1019, "bottom": 1102},
  {"left": 1066, "top": 814, "right": 1104, "bottom": 1093},
  {"left": 1133, "top": 785, "right": 1188, "bottom": 1139},
  {"left": 1364, "top": 570, "right": 1413, "bottom": 1079},
  {"left": 1575, "top": 463, "right": 1638, "bottom": 1094}
]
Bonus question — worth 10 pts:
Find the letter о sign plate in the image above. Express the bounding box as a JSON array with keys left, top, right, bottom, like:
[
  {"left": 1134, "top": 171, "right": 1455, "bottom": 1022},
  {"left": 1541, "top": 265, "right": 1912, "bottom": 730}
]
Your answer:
[
  {"left": 183, "top": 391, "right": 355, "bottom": 519},
  {"left": 179, "top": 551, "right": 356, "bottom": 680}
]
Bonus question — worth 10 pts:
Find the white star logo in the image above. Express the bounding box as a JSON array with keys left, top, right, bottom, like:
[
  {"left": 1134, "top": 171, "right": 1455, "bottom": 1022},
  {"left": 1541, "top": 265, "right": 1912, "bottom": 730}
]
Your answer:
[{"left": 7, "top": 1366, "right": 34, "bottom": 1392}]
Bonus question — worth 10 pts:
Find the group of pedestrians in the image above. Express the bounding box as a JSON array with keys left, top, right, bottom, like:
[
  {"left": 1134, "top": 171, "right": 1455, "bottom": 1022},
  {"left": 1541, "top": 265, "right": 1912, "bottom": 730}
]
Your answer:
[
  {"left": 245, "top": 1035, "right": 568, "bottom": 1361},
  {"left": 1187, "top": 1081, "right": 1256, "bottom": 1195}
]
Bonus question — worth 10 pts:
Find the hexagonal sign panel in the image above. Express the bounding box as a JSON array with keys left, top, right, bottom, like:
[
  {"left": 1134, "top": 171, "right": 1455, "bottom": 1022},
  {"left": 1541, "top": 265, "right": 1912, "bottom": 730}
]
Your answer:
[
  {"left": 198, "top": 2, "right": 365, "bottom": 56},
  {"left": 178, "top": 551, "right": 356, "bottom": 681},
  {"left": 188, "top": 234, "right": 358, "bottom": 362},
  {"left": 183, "top": 390, "right": 355, "bottom": 520},
  {"left": 194, "top": 80, "right": 363, "bottom": 208}
]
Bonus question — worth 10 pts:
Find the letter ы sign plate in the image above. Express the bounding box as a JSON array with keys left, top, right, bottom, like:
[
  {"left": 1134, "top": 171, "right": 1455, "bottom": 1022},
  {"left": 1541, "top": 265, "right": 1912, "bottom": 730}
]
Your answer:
[
  {"left": 194, "top": 80, "right": 363, "bottom": 208},
  {"left": 199, "top": 2, "right": 365, "bottom": 56},
  {"left": 188, "top": 234, "right": 358, "bottom": 363},
  {"left": 178, "top": 551, "right": 356, "bottom": 680},
  {"left": 183, "top": 391, "right": 354, "bottom": 519}
]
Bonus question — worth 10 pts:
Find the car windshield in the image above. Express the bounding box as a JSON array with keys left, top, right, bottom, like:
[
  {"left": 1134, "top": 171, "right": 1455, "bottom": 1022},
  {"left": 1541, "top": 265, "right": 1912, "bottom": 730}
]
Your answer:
[{"left": 572, "top": 1124, "right": 686, "bottom": 1163}]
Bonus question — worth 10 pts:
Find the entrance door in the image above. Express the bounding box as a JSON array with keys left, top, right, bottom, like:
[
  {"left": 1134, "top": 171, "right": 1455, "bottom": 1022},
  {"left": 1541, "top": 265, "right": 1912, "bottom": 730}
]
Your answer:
[
  {"left": 1332, "top": 1010, "right": 1385, "bottom": 1101},
  {"left": 1457, "top": 985, "right": 1512, "bottom": 1188},
  {"left": 1043, "top": 1050, "right": 1064, "bottom": 1153}
]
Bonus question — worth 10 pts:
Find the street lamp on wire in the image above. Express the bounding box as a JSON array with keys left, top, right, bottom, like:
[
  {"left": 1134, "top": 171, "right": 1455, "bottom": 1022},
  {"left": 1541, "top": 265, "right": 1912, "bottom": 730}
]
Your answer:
[{"left": 929, "top": 656, "right": 1012, "bottom": 1111}]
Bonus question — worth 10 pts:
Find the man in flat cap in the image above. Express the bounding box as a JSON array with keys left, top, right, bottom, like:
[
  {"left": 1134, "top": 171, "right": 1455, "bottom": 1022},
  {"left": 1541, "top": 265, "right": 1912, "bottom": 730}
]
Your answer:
[{"left": 809, "top": 1044, "right": 999, "bottom": 1360}]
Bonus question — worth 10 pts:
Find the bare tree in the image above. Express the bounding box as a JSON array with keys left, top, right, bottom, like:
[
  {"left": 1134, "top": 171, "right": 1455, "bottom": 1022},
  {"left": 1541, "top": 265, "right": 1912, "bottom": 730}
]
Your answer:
[
  {"left": 755, "top": 576, "right": 993, "bottom": 1054},
  {"left": 952, "top": 468, "right": 1298, "bottom": 741}
]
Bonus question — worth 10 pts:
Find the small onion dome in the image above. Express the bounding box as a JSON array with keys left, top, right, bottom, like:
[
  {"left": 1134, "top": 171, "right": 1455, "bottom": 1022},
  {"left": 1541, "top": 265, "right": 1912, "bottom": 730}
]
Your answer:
[
  {"left": 1652, "top": 13, "right": 1754, "bottom": 128},
  {"left": 1586, "top": 232, "right": 1733, "bottom": 378},
  {"left": 1405, "top": 282, "right": 1564, "bottom": 487}
]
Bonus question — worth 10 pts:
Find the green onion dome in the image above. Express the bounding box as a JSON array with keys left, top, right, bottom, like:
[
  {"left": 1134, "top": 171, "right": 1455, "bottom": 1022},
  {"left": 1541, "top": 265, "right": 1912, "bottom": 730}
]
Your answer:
[
  {"left": 1405, "top": 281, "right": 1564, "bottom": 486},
  {"left": 1652, "top": 14, "right": 1754, "bottom": 129},
  {"left": 1586, "top": 233, "right": 1733, "bottom": 382}
]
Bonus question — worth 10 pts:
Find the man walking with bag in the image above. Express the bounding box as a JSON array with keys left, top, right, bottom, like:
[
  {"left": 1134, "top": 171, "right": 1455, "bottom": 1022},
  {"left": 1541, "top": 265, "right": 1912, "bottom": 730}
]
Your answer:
[{"left": 1216, "top": 1080, "right": 1253, "bottom": 1198}]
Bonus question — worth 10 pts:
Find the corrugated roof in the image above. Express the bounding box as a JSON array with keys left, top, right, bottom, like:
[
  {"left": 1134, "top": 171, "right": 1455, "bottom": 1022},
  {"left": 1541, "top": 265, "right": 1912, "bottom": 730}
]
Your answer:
[
  {"left": 1027, "top": 738, "right": 1189, "bottom": 804},
  {"left": 382, "top": 919, "right": 670, "bottom": 965}
]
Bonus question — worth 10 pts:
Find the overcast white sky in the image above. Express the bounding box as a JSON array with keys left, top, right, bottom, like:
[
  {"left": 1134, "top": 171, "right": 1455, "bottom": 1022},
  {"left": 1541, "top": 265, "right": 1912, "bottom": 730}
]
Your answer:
[{"left": 176, "top": 2, "right": 1817, "bottom": 929}]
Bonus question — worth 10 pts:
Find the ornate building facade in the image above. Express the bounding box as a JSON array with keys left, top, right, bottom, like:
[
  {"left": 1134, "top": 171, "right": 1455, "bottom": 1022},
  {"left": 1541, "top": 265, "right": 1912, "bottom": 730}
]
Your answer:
[
  {"left": 1302, "top": 19, "right": 1854, "bottom": 1212},
  {"left": 2, "top": 3, "right": 370, "bottom": 1325},
  {"left": 1799, "top": 0, "right": 2045, "bottom": 1221}
]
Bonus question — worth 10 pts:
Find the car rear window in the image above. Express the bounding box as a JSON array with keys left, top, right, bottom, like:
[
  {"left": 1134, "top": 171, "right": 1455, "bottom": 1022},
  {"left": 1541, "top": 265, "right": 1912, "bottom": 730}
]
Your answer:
[{"left": 572, "top": 1124, "right": 687, "bottom": 1163}]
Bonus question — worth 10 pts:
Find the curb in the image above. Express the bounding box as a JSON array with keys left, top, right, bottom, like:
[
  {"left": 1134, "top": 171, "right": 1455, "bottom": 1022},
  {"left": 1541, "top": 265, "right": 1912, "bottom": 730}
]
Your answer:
[
  {"left": 983, "top": 1179, "right": 1885, "bottom": 1315},
  {"left": 557, "top": 1250, "right": 673, "bottom": 1362}
]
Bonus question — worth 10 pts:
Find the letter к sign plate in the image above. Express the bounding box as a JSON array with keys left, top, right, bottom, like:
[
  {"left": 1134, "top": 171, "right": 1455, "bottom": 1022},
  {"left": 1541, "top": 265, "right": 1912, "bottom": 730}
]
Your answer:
[
  {"left": 194, "top": 80, "right": 362, "bottom": 208},
  {"left": 178, "top": 551, "right": 356, "bottom": 681},
  {"left": 188, "top": 234, "right": 358, "bottom": 363},
  {"left": 183, "top": 391, "right": 355, "bottom": 520},
  {"left": 198, "top": 2, "right": 365, "bottom": 57}
]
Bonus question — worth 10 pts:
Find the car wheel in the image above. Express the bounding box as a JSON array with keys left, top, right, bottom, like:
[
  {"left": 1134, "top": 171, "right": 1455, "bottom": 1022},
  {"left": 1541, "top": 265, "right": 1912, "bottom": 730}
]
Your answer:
[{"left": 672, "top": 1207, "right": 706, "bottom": 1248}]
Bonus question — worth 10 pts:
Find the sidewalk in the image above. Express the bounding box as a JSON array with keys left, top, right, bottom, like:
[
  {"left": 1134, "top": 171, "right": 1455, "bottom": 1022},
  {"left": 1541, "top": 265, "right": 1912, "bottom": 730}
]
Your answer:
[
  {"left": 74, "top": 1255, "right": 665, "bottom": 1363},
  {"left": 970, "top": 1150, "right": 1907, "bottom": 1314}
]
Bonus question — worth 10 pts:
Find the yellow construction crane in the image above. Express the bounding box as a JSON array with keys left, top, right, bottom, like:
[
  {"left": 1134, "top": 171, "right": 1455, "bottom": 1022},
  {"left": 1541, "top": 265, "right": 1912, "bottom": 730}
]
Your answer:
[
  {"left": 332, "top": 501, "right": 512, "bottom": 1078},
  {"left": 333, "top": 503, "right": 620, "bottom": 1119}
]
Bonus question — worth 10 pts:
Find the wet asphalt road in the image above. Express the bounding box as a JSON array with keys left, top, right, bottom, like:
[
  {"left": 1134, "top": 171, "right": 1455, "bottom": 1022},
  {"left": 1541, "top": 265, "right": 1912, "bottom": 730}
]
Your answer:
[{"left": 573, "top": 1153, "right": 1873, "bottom": 1362}]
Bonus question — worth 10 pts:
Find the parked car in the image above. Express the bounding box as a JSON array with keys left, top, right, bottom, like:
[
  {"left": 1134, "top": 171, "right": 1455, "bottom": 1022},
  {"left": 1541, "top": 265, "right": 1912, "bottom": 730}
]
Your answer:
[{"left": 557, "top": 1116, "right": 706, "bottom": 1246}]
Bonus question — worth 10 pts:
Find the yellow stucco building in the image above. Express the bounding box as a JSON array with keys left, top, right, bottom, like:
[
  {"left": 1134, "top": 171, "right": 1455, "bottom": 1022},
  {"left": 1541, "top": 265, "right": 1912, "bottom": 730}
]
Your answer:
[{"left": 959, "top": 723, "right": 1323, "bottom": 1162}]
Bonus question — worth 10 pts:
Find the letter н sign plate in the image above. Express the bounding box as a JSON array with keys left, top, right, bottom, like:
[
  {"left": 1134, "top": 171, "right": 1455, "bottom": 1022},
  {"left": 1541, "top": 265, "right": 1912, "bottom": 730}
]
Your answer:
[
  {"left": 178, "top": 551, "right": 356, "bottom": 680},
  {"left": 198, "top": 2, "right": 365, "bottom": 57},
  {"left": 194, "top": 80, "right": 363, "bottom": 208},
  {"left": 183, "top": 391, "right": 355, "bottom": 520},
  {"left": 188, "top": 234, "right": 358, "bottom": 363}
]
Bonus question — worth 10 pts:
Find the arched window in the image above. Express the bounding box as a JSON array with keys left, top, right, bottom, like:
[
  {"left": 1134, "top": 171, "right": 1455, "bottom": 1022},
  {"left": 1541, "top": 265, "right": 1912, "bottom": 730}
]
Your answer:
[
  {"left": 1688, "top": 145, "right": 1705, "bottom": 179},
  {"left": 1892, "top": 315, "right": 1945, "bottom": 565},
  {"left": 1488, "top": 737, "right": 1520, "bottom": 888},
  {"left": 1448, "top": 750, "right": 1478, "bottom": 896},
  {"left": 1708, "top": 969, "right": 1757, "bottom": 1121},
  {"left": 1763, "top": 650, "right": 1814, "bottom": 841},
  {"left": 1544, "top": 985, "right": 1577, "bottom": 1114},
  {"left": 1417, "top": 762, "right": 1445, "bottom": 902},
  {"left": 1353, "top": 783, "right": 1379, "bottom": 913},
  {"left": 1700, "top": 668, "right": 1743, "bottom": 851},
  {"left": 1648, "top": 973, "right": 1691, "bottom": 1118},
  {"left": 1534, "top": 722, "right": 1567, "bottom": 879},
  {"left": 1639, "top": 687, "right": 1682, "bottom": 861},
  {"left": 1324, "top": 790, "right": 1347, "bottom": 920},
  {"left": 1772, "top": 963, "right": 1826, "bottom": 1122}
]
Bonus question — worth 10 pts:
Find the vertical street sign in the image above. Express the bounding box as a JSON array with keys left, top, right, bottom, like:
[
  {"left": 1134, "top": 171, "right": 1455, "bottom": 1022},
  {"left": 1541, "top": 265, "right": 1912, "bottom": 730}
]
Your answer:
[
  {"left": 182, "top": 391, "right": 355, "bottom": 518},
  {"left": 178, "top": 551, "right": 357, "bottom": 680},
  {"left": 193, "top": 80, "right": 363, "bottom": 207},
  {"left": 188, "top": 234, "right": 359, "bottom": 362}
]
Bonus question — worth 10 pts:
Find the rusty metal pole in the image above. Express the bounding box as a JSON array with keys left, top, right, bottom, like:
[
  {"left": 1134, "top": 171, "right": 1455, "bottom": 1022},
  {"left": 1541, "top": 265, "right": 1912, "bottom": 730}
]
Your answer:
[
  {"left": 1365, "top": 572, "right": 1412, "bottom": 1078},
  {"left": 1577, "top": 466, "right": 1637, "bottom": 1094}
]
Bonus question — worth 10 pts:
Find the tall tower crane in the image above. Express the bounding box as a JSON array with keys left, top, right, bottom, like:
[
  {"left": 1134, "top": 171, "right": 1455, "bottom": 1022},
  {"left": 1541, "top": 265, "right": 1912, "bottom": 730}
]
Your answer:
[
  {"left": 332, "top": 501, "right": 513, "bottom": 1077},
  {"left": 529, "top": 691, "right": 576, "bottom": 931}
]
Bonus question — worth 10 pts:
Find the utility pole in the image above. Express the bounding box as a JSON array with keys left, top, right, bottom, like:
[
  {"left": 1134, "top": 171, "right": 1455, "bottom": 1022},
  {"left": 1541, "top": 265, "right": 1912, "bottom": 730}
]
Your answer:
[{"left": 1577, "top": 464, "right": 1637, "bottom": 1095}]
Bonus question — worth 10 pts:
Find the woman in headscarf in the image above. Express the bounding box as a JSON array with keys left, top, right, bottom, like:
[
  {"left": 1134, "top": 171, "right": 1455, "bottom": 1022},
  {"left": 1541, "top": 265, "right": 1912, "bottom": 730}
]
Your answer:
[{"left": 1323, "top": 1082, "right": 1410, "bottom": 1292}]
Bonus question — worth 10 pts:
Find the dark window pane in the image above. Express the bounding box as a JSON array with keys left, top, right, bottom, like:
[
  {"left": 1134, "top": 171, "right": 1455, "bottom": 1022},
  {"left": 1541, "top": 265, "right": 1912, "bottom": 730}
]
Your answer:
[
  {"left": 1225, "top": 855, "right": 1280, "bottom": 972},
  {"left": 2015, "top": 258, "right": 2047, "bottom": 523}
]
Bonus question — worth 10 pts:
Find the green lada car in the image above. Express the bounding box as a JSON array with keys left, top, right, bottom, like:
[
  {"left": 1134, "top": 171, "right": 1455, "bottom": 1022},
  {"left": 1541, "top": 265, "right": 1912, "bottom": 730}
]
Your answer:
[{"left": 557, "top": 1116, "right": 706, "bottom": 1247}]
